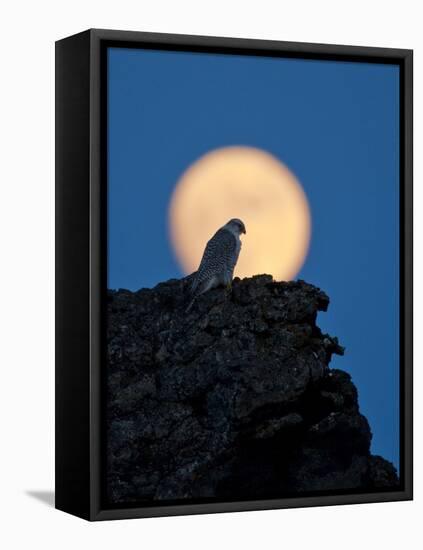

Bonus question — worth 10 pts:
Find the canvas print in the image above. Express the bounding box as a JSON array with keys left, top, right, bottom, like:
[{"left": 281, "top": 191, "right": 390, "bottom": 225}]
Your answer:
[{"left": 105, "top": 47, "right": 400, "bottom": 506}]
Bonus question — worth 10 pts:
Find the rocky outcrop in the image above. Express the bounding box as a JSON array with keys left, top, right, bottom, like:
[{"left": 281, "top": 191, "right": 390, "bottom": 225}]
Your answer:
[{"left": 106, "top": 275, "right": 398, "bottom": 503}]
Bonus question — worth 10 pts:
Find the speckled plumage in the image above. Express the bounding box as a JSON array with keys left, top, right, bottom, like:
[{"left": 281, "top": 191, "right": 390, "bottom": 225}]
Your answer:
[{"left": 186, "top": 219, "right": 246, "bottom": 311}]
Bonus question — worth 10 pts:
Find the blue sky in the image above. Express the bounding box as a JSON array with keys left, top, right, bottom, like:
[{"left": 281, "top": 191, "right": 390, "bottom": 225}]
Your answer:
[{"left": 108, "top": 47, "right": 400, "bottom": 469}]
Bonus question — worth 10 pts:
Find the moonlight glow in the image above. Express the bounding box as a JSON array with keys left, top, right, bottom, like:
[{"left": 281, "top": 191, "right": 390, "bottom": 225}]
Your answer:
[{"left": 169, "top": 146, "right": 311, "bottom": 281}]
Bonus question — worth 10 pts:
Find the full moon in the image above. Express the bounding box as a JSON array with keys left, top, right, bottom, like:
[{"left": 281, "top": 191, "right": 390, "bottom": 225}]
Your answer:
[{"left": 168, "top": 146, "right": 311, "bottom": 281}]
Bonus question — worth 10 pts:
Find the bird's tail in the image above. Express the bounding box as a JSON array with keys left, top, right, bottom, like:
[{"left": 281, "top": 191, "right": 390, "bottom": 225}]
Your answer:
[
  {"left": 184, "top": 271, "right": 199, "bottom": 313},
  {"left": 185, "top": 296, "right": 196, "bottom": 313}
]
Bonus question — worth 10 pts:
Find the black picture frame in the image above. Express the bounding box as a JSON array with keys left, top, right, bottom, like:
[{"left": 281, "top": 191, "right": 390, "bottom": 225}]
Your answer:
[{"left": 55, "top": 28, "right": 413, "bottom": 521}]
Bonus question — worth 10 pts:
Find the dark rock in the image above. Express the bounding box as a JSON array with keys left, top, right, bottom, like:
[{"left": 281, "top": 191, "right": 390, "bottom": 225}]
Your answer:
[{"left": 106, "top": 275, "right": 399, "bottom": 503}]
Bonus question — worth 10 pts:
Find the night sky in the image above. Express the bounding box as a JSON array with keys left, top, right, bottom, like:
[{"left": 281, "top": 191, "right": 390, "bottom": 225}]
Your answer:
[{"left": 107, "top": 47, "right": 400, "bottom": 469}]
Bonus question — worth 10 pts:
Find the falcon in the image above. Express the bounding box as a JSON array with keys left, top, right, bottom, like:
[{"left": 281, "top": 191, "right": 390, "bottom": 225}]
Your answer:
[{"left": 186, "top": 218, "right": 246, "bottom": 311}]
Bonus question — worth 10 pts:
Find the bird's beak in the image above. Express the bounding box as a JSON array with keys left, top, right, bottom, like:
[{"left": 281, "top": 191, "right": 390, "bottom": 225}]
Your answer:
[{"left": 243, "top": 227, "right": 246, "bottom": 234}]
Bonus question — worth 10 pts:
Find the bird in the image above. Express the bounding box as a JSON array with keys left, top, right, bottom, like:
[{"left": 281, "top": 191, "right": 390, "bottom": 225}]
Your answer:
[{"left": 186, "top": 218, "right": 246, "bottom": 312}]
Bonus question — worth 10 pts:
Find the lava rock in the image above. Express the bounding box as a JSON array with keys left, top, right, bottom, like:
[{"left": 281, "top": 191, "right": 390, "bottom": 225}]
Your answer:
[{"left": 106, "top": 275, "right": 398, "bottom": 503}]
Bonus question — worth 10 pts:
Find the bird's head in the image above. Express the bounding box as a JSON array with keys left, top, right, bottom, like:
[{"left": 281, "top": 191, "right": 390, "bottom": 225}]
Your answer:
[{"left": 226, "top": 218, "right": 246, "bottom": 235}]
